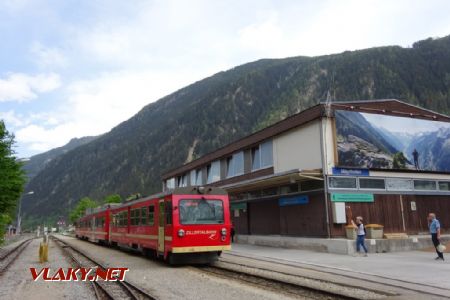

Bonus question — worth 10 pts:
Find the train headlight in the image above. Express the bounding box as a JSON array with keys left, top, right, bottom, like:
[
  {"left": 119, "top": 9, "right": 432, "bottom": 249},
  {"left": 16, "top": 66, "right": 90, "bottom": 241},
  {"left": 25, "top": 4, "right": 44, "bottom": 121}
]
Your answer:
[
  {"left": 221, "top": 228, "right": 227, "bottom": 236},
  {"left": 178, "top": 229, "right": 185, "bottom": 237}
]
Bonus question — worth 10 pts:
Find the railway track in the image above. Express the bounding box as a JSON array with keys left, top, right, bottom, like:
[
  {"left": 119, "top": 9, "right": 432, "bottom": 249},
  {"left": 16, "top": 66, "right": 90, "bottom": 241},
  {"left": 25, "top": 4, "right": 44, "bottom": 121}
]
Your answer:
[
  {"left": 193, "top": 263, "right": 385, "bottom": 300},
  {"left": 0, "top": 238, "right": 34, "bottom": 275},
  {"left": 218, "top": 252, "right": 450, "bottom": 299},
  {"left": 51, "top": 236, "right": 157, "bottom": 300}
]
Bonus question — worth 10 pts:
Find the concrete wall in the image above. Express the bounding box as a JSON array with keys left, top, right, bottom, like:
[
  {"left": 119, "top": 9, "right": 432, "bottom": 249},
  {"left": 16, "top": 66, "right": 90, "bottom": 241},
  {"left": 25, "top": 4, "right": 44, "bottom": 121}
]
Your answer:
[
  {"left": 273, "top": 120, "right": 322, "bottom": 173},
  {"left": 235, "top": 234, "right": 450, "bottom": 255}
]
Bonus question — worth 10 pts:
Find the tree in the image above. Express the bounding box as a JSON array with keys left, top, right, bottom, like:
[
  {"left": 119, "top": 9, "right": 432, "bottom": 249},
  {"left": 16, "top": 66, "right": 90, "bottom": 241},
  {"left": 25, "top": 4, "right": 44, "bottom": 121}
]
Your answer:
[
  {"left": 393, "top": 152, "right": 409, "bottom": 169},
  {"left": 69, "top": 197, "right": 97, "bottom": 223},
  {"left": 0, "top": 121, "right": 26, "bottom": 244},
  {"left": 102, "top": 194, "right": 122, "bottom": 204}
]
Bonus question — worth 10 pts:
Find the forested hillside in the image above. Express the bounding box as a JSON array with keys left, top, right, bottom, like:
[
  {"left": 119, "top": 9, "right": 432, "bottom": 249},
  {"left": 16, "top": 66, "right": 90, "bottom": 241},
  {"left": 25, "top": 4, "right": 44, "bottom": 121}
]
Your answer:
[
  {"left": 23, "top": 136, "right": 97, "bottom": 179},
  {"left": 22, "top": 36, "right": 450, "bottom": 225}
]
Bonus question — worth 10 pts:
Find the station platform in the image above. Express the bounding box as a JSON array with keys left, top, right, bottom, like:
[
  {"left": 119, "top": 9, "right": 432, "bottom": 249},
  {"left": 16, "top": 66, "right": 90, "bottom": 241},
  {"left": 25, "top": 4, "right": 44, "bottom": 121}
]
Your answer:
[
  {"left": 235, "top": 234, "right": 450, "bottom": 255},
  {"left": 226, "top": 242, "right": 450, "bottom": 291}
]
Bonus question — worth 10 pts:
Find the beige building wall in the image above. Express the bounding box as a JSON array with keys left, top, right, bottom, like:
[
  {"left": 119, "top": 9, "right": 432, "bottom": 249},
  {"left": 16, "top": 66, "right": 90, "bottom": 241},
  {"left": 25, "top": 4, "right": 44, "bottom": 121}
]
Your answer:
[{"left": 273, "top": 120, "right": 322, "bottom": 173}]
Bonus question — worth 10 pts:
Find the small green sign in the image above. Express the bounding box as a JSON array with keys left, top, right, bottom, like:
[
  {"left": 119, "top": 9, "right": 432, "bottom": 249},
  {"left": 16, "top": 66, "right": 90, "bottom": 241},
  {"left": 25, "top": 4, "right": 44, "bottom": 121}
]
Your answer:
[
  {"left": 331, "top": 193, "right": 374, "bottom": 202},
  {"left": 230, "top": 202, "right": 247, "bottom": 210}
]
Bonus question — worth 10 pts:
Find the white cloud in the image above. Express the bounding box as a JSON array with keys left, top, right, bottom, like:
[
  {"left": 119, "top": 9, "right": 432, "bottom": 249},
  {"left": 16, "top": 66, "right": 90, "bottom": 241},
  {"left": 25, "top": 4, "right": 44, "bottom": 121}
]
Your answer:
[
  {"left": 3, "top": 0, "right": 450, "bottom": 158},
  {"left": 30, "top": 42, "right": 67, "bottom": 69},
  {"left": 238, "top": 13, "right": 284, "bottom": 56},
  {"left": 0, "top": 72, "right": 61, "bottom": 102},
  {"left": 0, "top": 110, "right": 26, "bottom": 127},
  {"left": 14, "top": 69, "right": 207, "bottom": 155}
]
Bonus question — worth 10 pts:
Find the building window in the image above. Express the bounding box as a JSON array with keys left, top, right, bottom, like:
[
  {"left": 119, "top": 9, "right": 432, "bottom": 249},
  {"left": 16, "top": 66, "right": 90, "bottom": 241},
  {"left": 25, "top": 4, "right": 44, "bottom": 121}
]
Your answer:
[
  {"left": 190, "top": 170, "right": 196, "bottom": 186},
  {"left": 414, "top": 180, "right": 437, "bottom": 191},
  {"left": 359, "top": 178, "right": 386, "bottom": 190},
  {"left": 166, "top": 178, "right": 175, "bottom": 190},
  {"left": 280, "top": 184, "right": 299, "bottom": 194},
  {"left": 227, "top": 151, "right": 244, "bottom": 178},
  {"left": 207, "top": 160, "right": 220, "bottom": 183},
  {"left": 439, "top": 181, "right": 450, "bottom": 191},
  {"left": 195, "top": 169, "right": 202, "bottom": 185},
  {"left": 260, "top": 140, "right": 273, "bottom": 168},
  {"left": 329, "top": 177, "right": 357, "bottom": 189},
  {"left": 251, "top": 146, "right": 260, "bottom": 170},
  {"left": 251, "top": 140, "right": 273, "bottom": 171},
  {"left": 177, "top": 174, "right": 187, "bottom": 187},
  {"left": 301, "top": 180, "right": 324, "bottom": 191},
  {"left": 386, "top": 178, "right": 413, "bottom": 191}
]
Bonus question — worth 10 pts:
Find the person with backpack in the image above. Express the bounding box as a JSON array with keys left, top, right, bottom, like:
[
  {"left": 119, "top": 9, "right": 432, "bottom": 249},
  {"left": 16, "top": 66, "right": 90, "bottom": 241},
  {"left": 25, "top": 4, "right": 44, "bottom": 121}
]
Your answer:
[{"left": 351, "top": 216, "right": 368, "bottom": 257}]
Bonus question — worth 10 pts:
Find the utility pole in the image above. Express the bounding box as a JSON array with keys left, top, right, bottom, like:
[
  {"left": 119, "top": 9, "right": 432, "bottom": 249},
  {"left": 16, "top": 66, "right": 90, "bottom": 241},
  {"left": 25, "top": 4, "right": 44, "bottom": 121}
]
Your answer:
[{"left": 17, "top": 191, "right": 34, "bottom": 234}]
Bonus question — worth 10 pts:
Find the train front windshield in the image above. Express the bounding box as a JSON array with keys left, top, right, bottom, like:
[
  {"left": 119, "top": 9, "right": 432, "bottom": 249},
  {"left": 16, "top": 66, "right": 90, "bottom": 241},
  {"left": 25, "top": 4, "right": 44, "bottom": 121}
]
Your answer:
[{"left": 179, "top": 199, "right": 224, "bottom": 224}]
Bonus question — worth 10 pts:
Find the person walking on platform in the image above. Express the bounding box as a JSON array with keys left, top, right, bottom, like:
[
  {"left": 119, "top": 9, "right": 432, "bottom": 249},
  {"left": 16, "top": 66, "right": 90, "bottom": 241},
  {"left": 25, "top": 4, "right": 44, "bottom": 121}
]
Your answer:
[
  {"left": 351, "top": 216, "right": 368, "bottom": 257},
  {"left": 230, "top": 223, "right": 235, "bottom": 243},
  {"left": 428, "top": 213, "right": 445, "bottom": 261}
]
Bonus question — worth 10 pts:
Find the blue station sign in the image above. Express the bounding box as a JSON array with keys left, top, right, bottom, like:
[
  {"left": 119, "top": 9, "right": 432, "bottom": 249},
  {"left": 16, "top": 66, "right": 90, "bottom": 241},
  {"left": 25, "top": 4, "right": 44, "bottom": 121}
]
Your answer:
[
  {"left": 279, "top": 195, "right": 309, "bottom": 206},
  {"left": 332, "top": 167, "right": 369, "bottom": 176}
]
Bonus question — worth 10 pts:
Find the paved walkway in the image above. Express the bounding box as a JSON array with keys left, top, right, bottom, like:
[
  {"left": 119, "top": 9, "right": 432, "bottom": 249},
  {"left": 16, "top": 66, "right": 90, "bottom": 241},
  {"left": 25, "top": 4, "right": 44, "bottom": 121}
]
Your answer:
[{"left": 229, "top": 243, "right": 450, "bottom": 290}]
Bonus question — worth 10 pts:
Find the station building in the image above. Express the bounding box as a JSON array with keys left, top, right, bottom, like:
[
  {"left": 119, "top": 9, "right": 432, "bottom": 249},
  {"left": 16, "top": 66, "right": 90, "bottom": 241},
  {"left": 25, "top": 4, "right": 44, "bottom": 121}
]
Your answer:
[{"left": 162, "top": 100, "right": 450, "bottom": 238}]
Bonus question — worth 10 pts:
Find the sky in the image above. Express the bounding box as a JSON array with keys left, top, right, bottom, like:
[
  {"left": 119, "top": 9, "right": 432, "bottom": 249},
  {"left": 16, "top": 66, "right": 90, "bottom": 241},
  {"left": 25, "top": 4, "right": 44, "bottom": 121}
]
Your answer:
[
  {"left": 363, "top": 112, "right": 450, "bottom": 134},
  {"left": 1, "top": 0, "right": 450, "bottom": 158}
]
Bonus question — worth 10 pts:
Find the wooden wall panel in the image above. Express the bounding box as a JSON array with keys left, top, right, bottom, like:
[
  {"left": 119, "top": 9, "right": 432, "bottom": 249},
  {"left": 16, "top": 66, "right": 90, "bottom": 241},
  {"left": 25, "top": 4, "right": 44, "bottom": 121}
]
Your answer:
[
  {"left": 248, "top": 199, "right": 280, "bottom": 235},
  {"left": 330, "top": 194, "right": 450, "bottom": 237},
  {"left": 231, "top": 208, "right": 249, "bottom": 234},
  {"left": 403, "top": 195, "right": 450, "bottom": 234},
  {"left": 279, "top": 193, "right": 327, "bottom": 237}
]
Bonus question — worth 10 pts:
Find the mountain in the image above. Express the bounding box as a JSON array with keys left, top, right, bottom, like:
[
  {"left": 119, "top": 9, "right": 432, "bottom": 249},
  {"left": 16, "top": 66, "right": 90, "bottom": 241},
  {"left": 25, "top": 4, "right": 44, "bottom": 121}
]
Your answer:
[
  {"left": 335, "top": 110, "right": 402, "bottom": 169},
  {"left": 22, "top": 35, "right": 450, "bottom": 226},
  {"left": 22, "top": 136, "right": 98, "bottom": 179},
  {"left": 375, "top": 127, "right": 412, "bottom": 152}
]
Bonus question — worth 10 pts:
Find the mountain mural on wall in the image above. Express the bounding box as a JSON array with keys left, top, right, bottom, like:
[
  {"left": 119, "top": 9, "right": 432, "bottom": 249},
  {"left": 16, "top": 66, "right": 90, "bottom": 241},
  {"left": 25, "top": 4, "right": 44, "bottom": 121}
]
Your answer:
[
  {"left": 20, "top": 35, "right": 450, "bottom": 226},
  {"left": 336, "top": 110, "right": 450, "bottom": 172}
]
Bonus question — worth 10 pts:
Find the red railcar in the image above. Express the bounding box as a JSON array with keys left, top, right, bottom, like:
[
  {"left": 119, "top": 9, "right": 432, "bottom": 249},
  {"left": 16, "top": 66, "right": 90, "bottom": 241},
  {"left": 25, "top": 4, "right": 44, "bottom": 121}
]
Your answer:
[
  {"left": 76, "top": 205, "right": 113, "bottom": 244},
  {"left": 75, "top": 187, "right": 231, "bottom": 264}
]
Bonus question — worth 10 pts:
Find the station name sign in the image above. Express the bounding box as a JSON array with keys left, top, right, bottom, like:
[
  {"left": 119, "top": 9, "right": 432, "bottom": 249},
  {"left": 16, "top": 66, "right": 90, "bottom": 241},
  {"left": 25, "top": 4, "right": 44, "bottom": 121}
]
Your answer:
[{"left": 332, "top": 167, "right": 369, "bottom": 176}]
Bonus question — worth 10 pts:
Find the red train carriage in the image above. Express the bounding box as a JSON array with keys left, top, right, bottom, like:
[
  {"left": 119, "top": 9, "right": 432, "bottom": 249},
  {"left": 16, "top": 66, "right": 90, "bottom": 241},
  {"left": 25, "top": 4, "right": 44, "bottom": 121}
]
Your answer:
[
  {"left": 75, "top": 187, "right": 231, "bottom": 264},
  {"left": 75, "top": 204, "right": 117, "bottom": 243}
]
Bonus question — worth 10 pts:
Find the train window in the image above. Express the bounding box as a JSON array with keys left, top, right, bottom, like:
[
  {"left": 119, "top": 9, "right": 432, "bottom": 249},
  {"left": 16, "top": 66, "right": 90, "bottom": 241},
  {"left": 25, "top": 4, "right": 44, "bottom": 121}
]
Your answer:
[
  {"left": 179, "top": 199, "right": 224, "bottom": 225},
  {"left": 165, "top": 201, "right": 172, "bottom": 225},
  {"left": 148, "top": 205, "right": 154, "bottom": 225},
  {"left": 130, "top": 209, "right": 140, "bottom": 225},
  {"left": 123, "top": 211, "right": 128, "bottom": 226},
  {"left": 140, "top": 207, "right": 147, "bottom": 225},
  {"left": 119, "top": 212, "right": 125, "bottom": 226}
]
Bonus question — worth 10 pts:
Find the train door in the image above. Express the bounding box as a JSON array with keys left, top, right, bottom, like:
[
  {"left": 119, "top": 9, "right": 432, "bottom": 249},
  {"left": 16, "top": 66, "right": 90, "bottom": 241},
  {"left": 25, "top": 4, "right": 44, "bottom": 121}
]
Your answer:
[
  {"left": 108, "top": 212, "right": 112, "bottom": 244},
  {"left": 158, "top": 200, "right": 165, "bottom": 253},
  {"left": 91, "top": 217, "right": 95, "bottom": 241}
]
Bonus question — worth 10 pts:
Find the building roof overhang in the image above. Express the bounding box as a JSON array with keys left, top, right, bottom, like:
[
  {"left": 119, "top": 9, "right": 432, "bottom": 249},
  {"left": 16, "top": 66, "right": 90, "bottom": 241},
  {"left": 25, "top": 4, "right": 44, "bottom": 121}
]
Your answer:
[{"left": 221, "top": 168, "right": 323, "bottom": 194}]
